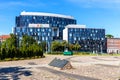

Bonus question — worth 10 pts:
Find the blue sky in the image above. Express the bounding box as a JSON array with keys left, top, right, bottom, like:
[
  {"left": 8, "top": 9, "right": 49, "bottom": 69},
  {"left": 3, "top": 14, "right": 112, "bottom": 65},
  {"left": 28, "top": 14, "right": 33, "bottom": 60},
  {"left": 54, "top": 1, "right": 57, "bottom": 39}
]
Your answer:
[{"left": 0, "top": 0, "right": 120, "bottom": 37}]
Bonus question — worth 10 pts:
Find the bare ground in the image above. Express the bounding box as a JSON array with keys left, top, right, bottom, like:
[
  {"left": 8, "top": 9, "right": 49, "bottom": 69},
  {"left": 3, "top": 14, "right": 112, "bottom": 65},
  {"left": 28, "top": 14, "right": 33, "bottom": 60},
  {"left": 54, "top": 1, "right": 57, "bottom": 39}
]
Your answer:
[{"left": 0, "top": 55, "right": 120, "bottom": 80}]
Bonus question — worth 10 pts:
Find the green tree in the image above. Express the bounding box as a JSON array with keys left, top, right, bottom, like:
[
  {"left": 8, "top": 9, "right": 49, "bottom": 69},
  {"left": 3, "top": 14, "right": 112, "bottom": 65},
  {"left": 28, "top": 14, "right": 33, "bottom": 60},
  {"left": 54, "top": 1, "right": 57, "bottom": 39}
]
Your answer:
[
  {"left": 1, "top": 48, "right": 6, "bottom": 60},
  {"left": 105, "top": 34, "right": 114, "bottom": 38},
  {"left": 39, "top": 41, "right": 47, "bottom": 53},
  {"left": 0, "top": 34, "right": 43, "bottom": 60},
  {"left": 1, "top": 34, "right": 17, "bottom": 59},
  {"left": 21, "top": 35, "right": 36, "bottom": 47},
  {"left": 20, "top": 35, "right": 36, "bottom": 58},
  {"left": 51, "top": 41, "right": 63, "bottom": 52},
  {"left": 61, "top": 40, "right": 69, "bottom": 51},
  {"left": 32, "top": 43, "right": 43, "bottom": 58},
  {"left": 51, "top": 40, "right": 81, "bottom": 52},
  {"left": 73, "top": 42, "right": 81, "bottom": 51},
  {"left": 20, "top": 35, "right": 43, "bottom": 58},
  {"left": 68, "top": 43, "right": 74, "bottom": 51},
  {"left": 0, "top": 41, "right": 1, "bottom": 52}
]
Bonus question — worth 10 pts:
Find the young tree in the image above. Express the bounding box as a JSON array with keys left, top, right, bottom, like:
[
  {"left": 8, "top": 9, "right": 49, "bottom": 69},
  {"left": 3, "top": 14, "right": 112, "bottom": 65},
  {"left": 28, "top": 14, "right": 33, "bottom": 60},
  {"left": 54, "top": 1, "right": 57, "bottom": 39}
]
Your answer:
[
  {"left": 21, "top": 35, "right": 36, "bottom": 47},
  {"left": 39, "top": 41, "right": 47, "bottom": 53},
  {"left": 0, "top": 34, "right": 43, "bottom": 60},
  {"left": 1, "top": 48, "right": 6, "bottom": 60},
  {"left": 61, "top": 40, "right": 69, "bottom": 51},
  {"left": 20, "top": 35, "right": 43, "bottom": 58},
  {"left": 51, "top": 41, "right": 62, "bottom": 52},
  {"left": 68, "top": 43, "right": 74, "bottom": 51},
  {"left": 1, "top": 34, "right": 17, "bottom": 59},
  {"left": 73, "top": 42, "right": 81, "bottom": 52}
]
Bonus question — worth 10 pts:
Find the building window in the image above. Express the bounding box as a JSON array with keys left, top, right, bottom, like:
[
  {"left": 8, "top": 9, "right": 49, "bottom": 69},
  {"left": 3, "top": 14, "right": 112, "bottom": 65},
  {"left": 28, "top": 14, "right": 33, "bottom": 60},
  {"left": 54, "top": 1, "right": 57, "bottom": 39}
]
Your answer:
[
  {"left": 38, "top": 33, "right": 40, "bottom": 36},
  {"left": 42, "top": 29, "right": 45, "bottom": 32},
  {"left": 43, "top": 33, "right": 46, "bottom": 36},
  {"left": 22, "top": 28, "right": 26, "bottom": 32},
  {"left": 30, "top": 28, "right": 33, "bottom": 32},
  {"left": 69, "top": 33, "right": 72, "bottom": 37},
  {"left": 70, "top": 28, "right": 73, "bottom": 32},
  {"left": 46, "top": 37, "right": 48, "bottom": 40},
  {"left": 16, "top": 33, "right": 18, "bottom": 35},
  {"left": 82, "top": 37, "right": 85, "bottom": 40},
  {"left": 48, "top": 33, "right": 50, "bottom": 36},
  {"left": 35, "top": 37, "right": 37, "bottom": 40},
  {"left": 101, "top": 38, "right": 104, "bottom": 40},
  {"left": 20, "top": 37, "right": 22, "bottom": 40},
  {"left": 49, "top": 29, "right": 51, "bottom": 32},
  {"left": 34, "top": 32, "right": 36, "bottom": 36},
  {"left": 96, "top": 30, "right": 98, "bottom": 33},
  {"left": 42, "top": 37, "right": 44, "bottom": 40},
  {"left": 90, "top": 34, "right": 92, "bottom": 37},
  {"left": 74, "top": 37, "right": 76, "bottom": 40},
  {"left": 33, "top": 16, "right": 36, "bottom": 19},
  {"left": 37, "top": 28, "right": 40, "bottom": 31}
]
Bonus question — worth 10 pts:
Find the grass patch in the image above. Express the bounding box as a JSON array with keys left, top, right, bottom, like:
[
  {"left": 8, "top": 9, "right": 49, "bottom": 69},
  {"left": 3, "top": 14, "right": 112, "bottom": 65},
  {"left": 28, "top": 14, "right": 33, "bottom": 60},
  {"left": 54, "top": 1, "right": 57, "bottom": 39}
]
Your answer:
[
  {"left": 75, "top": 53, "right": 120, "bottom": 56},
  {"left": 46, "top": 52, "right": 63, "bottom": 55},
  {"left": 47, "top": 52, "right": 120, "bottom": 56}
]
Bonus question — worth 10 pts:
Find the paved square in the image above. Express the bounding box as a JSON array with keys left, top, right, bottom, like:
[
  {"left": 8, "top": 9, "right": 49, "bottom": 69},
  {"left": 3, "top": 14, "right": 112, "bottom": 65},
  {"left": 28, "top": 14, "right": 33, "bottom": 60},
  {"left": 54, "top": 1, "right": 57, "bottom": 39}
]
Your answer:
[{"left": 0, "top": 55, "right": 120, "bottom": 80}]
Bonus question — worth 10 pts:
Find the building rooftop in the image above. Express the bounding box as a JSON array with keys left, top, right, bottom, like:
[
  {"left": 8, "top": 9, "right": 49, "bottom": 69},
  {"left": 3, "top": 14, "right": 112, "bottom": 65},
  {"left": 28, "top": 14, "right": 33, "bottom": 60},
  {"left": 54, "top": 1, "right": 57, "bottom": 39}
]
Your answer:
[
  {"left": 0, "top": 35, "right": 10, "bottom": 40},
  {"left": 107, "top": 38, "right": 120, "bottom": 40},
  {"left": 65, "top": 24, "right": 86, "bottom": 28},
  {"left": 20, "top": 11, "right": 74, "bottom": 19}
]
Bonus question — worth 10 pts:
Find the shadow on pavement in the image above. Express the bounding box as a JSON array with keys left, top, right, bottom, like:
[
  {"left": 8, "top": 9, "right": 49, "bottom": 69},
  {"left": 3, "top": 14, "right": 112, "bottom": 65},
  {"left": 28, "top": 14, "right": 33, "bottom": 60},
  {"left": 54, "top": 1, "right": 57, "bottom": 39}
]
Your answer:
[
  {"left": 92, "top": 57, "right": 117, "bottom": 61},
  {"left": 0, "top": 66, "right": 32, "bottom": 80},
  {"left": 37, "top": 67, "right": 100, "bottom": 80},
  {"left": 95, "top": 64, "right": 119, "bottom": 68},
  {"left": 65, "top": 56, "right": 83, "bottom": 63},
  {"left": 28, "top": 62, "right": 37, "bottom": 65}
]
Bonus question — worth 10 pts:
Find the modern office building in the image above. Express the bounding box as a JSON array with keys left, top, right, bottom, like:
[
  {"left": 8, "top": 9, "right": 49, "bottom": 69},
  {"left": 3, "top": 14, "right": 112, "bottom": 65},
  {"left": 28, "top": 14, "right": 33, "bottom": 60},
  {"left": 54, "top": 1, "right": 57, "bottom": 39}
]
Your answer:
[
  {"left": 13, "top": 11, "right": 77, "bottom": 51},
  {"left": 14, "top": 11, "right": 107, "bottom": 53},
  {"left": 107, "top": 38, "right": 120, "bottom": 53},
  {"left": 63, "top": 25, "right": 106, "bottom": 53},
  {"left": 15, "top": 11, "right": 76, "bottom": 40}
]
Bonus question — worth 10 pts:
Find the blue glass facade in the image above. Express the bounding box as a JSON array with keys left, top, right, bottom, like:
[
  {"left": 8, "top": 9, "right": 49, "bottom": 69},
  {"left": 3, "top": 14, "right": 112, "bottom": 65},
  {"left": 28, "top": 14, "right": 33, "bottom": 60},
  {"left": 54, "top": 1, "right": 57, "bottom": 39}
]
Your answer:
[
  {"left": 14, "top": 12, "right": 76, "bottom": 52},
  {"left": 67, "top": 28, "right": 106, "bottom": 53},
  {"left": 14, "top": 12, "right": 107, "bottom": 53},
  {"left": 15, "top": 14, "right": 76, "bottom": 40},
  {"left": 14, "top": 27, "right": 52, "bottom": 51},
  {"left": 14, "top": 27, "right": 52, "bottom": 41}
]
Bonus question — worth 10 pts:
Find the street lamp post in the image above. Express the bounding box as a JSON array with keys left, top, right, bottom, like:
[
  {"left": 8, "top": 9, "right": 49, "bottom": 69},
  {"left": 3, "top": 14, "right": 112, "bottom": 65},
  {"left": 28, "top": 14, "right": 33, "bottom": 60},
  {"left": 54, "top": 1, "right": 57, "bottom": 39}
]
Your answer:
[
  {"left": 101, "top": 45, "right": 102, "bottom": 54},
  {"left": 46, "top": 37, "right": 47, "bottom": 54}
]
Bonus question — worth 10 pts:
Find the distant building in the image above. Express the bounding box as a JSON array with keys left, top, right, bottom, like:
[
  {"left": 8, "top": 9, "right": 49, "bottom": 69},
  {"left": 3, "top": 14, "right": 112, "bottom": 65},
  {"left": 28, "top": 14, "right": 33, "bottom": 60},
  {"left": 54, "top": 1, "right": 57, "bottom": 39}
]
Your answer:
[
  {"left": 13, "top": 11, "right": 76, "bottom": 52},
  {"left": 107, "top": 38, "right": 120, "bottom": 53},
  {"left": 0, "top": 35, "right": 10, "bottom": 42},
  {"left": 63, "top": 25, "right": 106, "bottom": 53}
]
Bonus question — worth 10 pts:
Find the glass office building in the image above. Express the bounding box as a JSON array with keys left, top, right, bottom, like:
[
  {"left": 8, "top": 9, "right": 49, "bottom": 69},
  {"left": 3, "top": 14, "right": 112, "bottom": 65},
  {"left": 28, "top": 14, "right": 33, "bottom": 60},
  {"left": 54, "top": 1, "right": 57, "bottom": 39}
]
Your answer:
[
  {"left": 14, "top": 11, "right": 76, "bottom": 51},
  {"left": 15, "top": 11, "right": 76, "bottom": 40},
  {"left": 63, "top": 25, "right": 106, "bottom": 53}
]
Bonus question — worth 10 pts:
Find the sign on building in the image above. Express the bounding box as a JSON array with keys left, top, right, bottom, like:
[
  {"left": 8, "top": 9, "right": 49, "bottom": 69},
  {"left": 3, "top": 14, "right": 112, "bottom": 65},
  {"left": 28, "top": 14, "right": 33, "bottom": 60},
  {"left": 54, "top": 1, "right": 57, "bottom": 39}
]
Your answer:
[{"left": 29, "top": 24, "right": 50, "bottom": 28}]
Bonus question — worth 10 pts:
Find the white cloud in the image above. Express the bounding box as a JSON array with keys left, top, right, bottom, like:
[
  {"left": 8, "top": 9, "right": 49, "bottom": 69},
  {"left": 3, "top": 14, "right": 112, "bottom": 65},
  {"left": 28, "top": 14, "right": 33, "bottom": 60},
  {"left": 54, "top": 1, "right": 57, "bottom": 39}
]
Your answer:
[{"left": 67, "top": 0, "right": 120, "bottom": 9}]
